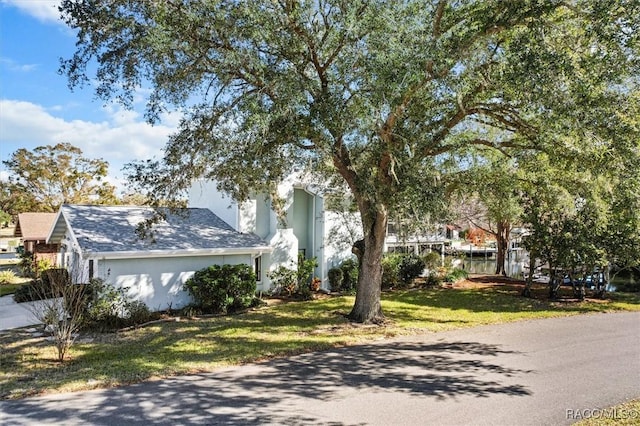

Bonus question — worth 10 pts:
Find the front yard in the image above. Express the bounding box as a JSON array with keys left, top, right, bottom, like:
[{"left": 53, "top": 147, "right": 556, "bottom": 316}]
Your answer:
[{"left": 1, "top": 276, "right": 639, "bottom": 400}]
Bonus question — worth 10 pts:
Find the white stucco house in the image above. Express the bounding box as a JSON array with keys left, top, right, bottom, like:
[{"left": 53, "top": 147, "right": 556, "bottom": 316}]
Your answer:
[
  {"left": 47, "top": 205, "right": 271, "bottom": 310},
  {"left": 188, "top": 175, "right": 361, "bottom": 292}
]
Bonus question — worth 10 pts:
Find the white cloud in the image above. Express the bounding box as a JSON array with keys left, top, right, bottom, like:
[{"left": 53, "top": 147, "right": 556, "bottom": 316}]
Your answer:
[
  {"left": 0, "top": 57, "right": 38, "bottom": 72},
  {"left": 1, "top": 0, "right": 62, "bottom": 24},
  {"left": 0, "top": 99, "right": 179, "bottom": 190}
]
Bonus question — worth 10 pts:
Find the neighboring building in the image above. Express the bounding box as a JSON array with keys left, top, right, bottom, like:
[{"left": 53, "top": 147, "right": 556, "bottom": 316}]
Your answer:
[
  {"left": 14, "top": 212, "right": 59, "bottom": 265},
  {"left": 385, "top": 221, "right": 451, "bottom": 257},
  {"left": 188, "top": 175, "right": 360, "bottom": 292},
  {"left": 47, "top": 205, "right": 271, "bottom": 310}
]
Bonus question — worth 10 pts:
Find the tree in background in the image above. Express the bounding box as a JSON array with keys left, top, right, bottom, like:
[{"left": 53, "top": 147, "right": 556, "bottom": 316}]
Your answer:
[
  {"left": 0, "top": 180, "right": 40, "bottom": 217},
  {"left": 119, "top": 192, "right": 151, "bottom": 206},
  {"left": 519, "top": 126, "right": 640, "bottom": 298},
  {"left": 60, "top": 0, "right": 639, "bottom": 322},
  {"left": 0, "top": 209, "right": 13, "bottom": 227},
  {"left": 451, "top": 155, "right": 523, "bottom": 276},
  {"left": 1, "top": 143, "right": 118, "bottom": 214}
]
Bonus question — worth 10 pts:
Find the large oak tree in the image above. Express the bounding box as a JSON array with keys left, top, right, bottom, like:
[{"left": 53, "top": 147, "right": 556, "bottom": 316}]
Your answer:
[
  {"left": 2, "top": 143, "right": 118, "bottom": 214},
  {"left": 59, "top": 0, "right": 638, "bottom": 322}
]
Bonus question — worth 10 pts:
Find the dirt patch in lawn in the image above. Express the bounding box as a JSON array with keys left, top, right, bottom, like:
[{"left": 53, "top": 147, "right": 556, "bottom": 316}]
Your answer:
[
  {"left": 453, "top": 274, "right": 525, "bottom": 289},
  {"left": 453, "top": 274, "right": 621, "bottom": 304}
]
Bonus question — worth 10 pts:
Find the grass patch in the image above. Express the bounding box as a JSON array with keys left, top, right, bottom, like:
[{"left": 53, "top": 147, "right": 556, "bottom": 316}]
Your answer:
[
  {"left": 573, "top": 400, "right": 640, "bottom": 425},
  {"left": 0, "top": 274, "right": 34, "bottom": 297},
  {"left": 0, "top": 283, "right": 21, "bottom": 297},
  {"left": 1, "top": 281, "right": 638, "bottom": 400}
]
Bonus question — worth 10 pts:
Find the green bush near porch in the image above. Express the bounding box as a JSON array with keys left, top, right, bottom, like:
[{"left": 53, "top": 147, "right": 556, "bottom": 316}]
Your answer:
[{"left": 184, "top": 264, "right": 257, "bottom": 314}]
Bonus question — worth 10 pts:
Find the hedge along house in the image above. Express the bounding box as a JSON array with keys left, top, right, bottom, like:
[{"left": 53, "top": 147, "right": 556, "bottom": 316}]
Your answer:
[
  {"left": 46, "top": 205, "right": 271, "bottom": 311},
  {"left": 188, "top": 174, "right": 360, "bottom": 292}
]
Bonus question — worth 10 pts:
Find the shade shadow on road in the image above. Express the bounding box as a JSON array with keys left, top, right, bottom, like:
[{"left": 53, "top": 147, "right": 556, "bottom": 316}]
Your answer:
[{"left": 0, "top": 340, "right": 533, "bottom": 425}]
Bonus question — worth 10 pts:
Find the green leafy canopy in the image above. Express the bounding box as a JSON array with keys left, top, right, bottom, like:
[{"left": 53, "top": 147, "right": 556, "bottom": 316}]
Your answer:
[{"left": 59, "top": 0, "right": 639, "bottom": 321}]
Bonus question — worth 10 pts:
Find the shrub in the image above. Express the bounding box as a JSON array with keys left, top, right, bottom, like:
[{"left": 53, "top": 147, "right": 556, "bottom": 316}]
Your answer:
[
  {"left": 340, "top": 258, "right": 359, "bottom": 293},
  {"left": 184, "top": 264, "right": 257, "bottom": 314},
  {"left": 35, "top": 258, "right": 54, "bottom": 278},
  {"left": 83, "top": 278, "right": 155, "bottom": 331},
  {"left": 0, "top": 269, "right": 18, "bottom": 285},
  {"left": 268, "top": 265, "right": 298, "bottom": 296},
  {"left": 42, "top": 268, "right": 70, "bottom": 289},
  {"left": 296, "top": 255, "right": 318, "bottom": 300},
  {"left": 180, "top": 304, "right": 203, "bottom": 318},
  {"left": 425, "top": 273, "right": 443, "bottom": 287},
  {"left": 445, "top": 267, "right": 469, "bottom": 283},
  {"left": 14, "top": 269, "right": 87, "bottom": 303},
  {"left": 399, "top": 254, "right": 426, "bottom": 285},
  {"left": 19, "top": 268, "right": 89, "bottom": 362},
  {"left": 17, "top": 252, "right": 56, "bottom": 279},
  {"left": 615, "top": 281, "right": 640, "bottom": 293},
  {"left": 268, "top": 255, "right": 318, "bottom": 300},
  {"left": 422, "top": 251, "right": 441, "bottom": 271},
  {"left": 381, "top": 254, "right": 403, "bottom": 289},
  {"left": 18, "top": 251, "right": 35, "bottom": 278},
  {"left": 328, "top": 267, "right": 343, "bottom": 292},
  {"left": 13, "top": 280, "right": 53, "bottom": 303},
  {"left": 126, "top": 300, "right": 154, "bottom": 325},
  {"left": 310, "top": 277, "right": 321, "bottom": 292}
]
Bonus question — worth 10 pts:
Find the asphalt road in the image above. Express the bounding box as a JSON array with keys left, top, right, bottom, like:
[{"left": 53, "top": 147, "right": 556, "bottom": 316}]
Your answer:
[{"left": 1, "top": 312, "right": 639, "bottom": 425}]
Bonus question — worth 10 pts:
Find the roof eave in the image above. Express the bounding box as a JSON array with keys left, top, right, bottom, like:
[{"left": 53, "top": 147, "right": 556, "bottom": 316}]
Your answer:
[
  {"left": 84, "top": 246, "right": 273, "bottom": 260},
  {"left": 46, "top": 208, "right": 66, "bottom": 244}
]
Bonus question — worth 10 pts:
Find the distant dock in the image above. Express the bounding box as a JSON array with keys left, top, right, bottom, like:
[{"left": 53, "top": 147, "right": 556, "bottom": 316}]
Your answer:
[{"left": 447, "top": 244, "right": 497, "bottom": 257}]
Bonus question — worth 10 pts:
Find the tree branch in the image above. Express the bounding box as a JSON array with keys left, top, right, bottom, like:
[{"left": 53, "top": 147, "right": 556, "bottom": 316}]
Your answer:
[{"left": 433, "top": 0, "right": 448, "bottom": 38}]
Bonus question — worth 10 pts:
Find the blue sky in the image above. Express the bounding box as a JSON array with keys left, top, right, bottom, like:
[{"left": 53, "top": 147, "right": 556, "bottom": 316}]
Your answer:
[{"left": 0, "top": 0, "right": 179, "bottom": 193}]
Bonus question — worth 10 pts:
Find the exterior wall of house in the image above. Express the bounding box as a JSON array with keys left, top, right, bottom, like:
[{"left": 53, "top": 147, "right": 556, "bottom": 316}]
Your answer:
[
  {"left": 22, "top": 240, "right": 59, "bottom": 267},
  {"left": 56, "top": 230, "right": 92, "bottom": 283},
  {"left": 186, "top": 177, "right": 359, "bottom": 292},
  {"left": 187, "top": 180, "right": 240, "bottom": 230},
  {"left": 321, "top": 210, "right": 361, "bottom": 290},
  {"left": 23, "top": 240, "right": 36, "bottom": 253},
  {"left": 322, "top": 211, "right": 361, "bottom": 266},
  {"left": 56, "top": 226, "right": 264, "bottom": 310},
  {"left": 239, "top": 195, "right": 272, "bottom": 239},
  {"left": 292, "top": 188, "right": 313, "bottom": 257},
  {"left": 96, "top": 254, "right": 254, "bottom": 311}
]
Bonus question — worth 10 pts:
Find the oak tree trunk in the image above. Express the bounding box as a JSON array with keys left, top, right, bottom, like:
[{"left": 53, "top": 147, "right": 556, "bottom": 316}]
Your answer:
[
  {"left": 522, "top": 248, "right": 538, "bottom": 298},
  {"left": 494, "top": 221, "right": 511, "bottom": 276},
  {"left": 348, "top": 208, "right": 388, "bottom": 323}
]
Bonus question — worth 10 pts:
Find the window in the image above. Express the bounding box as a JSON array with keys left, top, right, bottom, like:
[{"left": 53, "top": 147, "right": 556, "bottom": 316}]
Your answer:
[
  {"left": 89, "top": 260, "right": 94, "bottom": 280},
  {"left": 254, "top": 256, "right": 262, "bottom": 282}
]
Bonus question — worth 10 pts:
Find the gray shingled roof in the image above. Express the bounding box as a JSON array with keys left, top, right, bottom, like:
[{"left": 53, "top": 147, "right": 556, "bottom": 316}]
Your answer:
[{"left": 57, "top": 205, "right": 269, "bottom": 254}]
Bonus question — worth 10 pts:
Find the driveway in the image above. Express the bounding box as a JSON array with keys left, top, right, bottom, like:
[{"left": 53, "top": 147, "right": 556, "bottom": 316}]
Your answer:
[
  {"left": 0, "top": 295, "right": 41, "bottom": 331},
  {"left": 1, "top": 312, "right": 639, "bottom": 425}
]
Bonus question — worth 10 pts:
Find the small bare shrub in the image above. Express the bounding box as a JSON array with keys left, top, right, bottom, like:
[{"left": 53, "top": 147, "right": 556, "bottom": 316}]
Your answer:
[{"left": 26, "top": 268, "right": 88, "bottom": 362}]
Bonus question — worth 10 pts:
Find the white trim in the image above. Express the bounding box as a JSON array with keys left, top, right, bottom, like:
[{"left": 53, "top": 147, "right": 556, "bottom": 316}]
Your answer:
[
  {"left": 45, "top": 208, "right": 65, "bottom": 244},
  {"left": 46, "top": 207, "right": 81, "bottom": 251},
  {"left": 84, "top": 247, "right": 272, "bottom": 260}
]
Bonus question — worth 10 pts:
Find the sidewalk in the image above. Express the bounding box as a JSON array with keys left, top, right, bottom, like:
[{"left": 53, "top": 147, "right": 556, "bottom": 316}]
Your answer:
[{"left": 0, "top": 295, "right": 41, "bottom": 331}]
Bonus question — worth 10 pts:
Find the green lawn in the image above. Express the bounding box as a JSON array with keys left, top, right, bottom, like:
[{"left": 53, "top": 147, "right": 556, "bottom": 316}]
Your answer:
[
  {"left": 0, "top": 284, "right": 21, "bottom": 297},
  {"left": 1, "top": 282, "right": 638, "bottom": 400}
]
